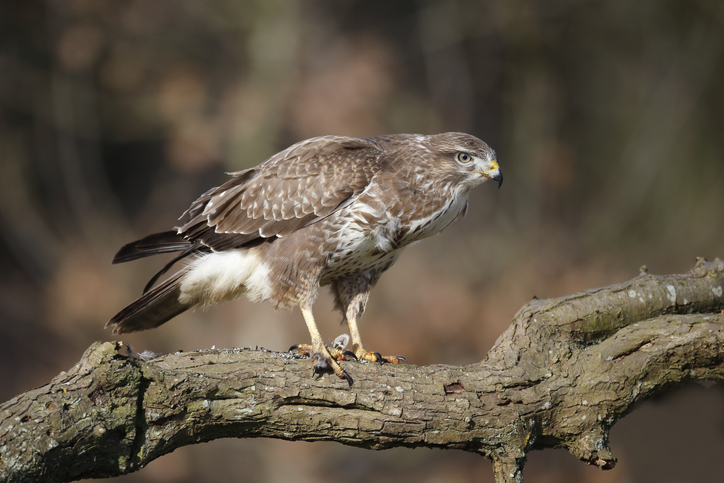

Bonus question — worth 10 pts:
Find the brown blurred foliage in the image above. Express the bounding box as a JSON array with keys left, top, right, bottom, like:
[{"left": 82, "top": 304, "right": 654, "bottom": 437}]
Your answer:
[{"left": 1, "top": 1, "right": 724, "bottom": 482}]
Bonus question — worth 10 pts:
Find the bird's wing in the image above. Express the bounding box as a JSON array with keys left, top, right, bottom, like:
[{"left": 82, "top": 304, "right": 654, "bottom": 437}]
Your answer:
[{"left": 178, "top": 135, "right": 384, "bottom": 251}]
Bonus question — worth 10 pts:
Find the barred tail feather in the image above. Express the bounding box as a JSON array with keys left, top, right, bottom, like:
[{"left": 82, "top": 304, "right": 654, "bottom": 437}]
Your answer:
[{"left": 107, "top": 272, "right": 190, "bottom": 334}]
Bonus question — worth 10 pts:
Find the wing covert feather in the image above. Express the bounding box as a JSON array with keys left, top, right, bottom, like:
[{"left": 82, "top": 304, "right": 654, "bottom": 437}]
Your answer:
[{"left": 177, "top": 136, "right": 383, "bottom": 250}]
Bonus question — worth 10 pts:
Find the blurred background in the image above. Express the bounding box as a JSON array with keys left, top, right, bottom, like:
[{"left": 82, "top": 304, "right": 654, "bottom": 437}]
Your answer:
[{"left": 2, "top": 0, "right": 724, "bottom": 481}]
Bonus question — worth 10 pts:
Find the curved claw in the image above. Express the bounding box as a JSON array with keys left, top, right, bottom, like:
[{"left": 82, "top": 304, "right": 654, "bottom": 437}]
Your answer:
[
  {"left": 341, "top": 371, "right": 354, "bottom": 386},
  {"left": 342, "top": 350, "right": 358, "bottom": 360},
  {"left": 373, "top": 352, "right": 384, "bottom": 365},
  {"left": 289, "top": 344, "right": 299, "bottom": 352},
  {"left": 396, "top": 355, "right": 408, "bottom": 364}
]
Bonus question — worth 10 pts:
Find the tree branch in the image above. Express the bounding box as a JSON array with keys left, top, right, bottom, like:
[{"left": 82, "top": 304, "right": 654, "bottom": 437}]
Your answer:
[{"left": 2, "top": 258, "right": 724, "bottom": 483}]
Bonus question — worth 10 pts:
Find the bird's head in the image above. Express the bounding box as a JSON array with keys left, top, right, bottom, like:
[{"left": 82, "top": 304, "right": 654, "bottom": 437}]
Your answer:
[{"left": 422, "top": 132, "right": 502, "bottom": 191}]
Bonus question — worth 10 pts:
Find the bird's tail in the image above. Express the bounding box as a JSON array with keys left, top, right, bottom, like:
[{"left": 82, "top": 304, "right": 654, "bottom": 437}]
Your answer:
[
  {"left": 112, "top": 230, "right": 191, "bottom": 263},
  {"left": 106, "top": 271, "right": 191, "bottom": 334},
  {"left": 112, "top": 230, "right": 206, "bottom": 294}
]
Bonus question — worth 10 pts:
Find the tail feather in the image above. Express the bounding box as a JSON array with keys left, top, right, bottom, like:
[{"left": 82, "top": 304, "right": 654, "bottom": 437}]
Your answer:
[
  {"left": 142, "top": 243, "right": 206, "bottom": 294},
  {"left": 113, "top": 229, "right": 207, "bottom": 295},
  {"left": 107, "top": 271, "right": 190, "bottom": 334},
  {"left": 113, "top": 230, "right": 191, "bottom": 264}
]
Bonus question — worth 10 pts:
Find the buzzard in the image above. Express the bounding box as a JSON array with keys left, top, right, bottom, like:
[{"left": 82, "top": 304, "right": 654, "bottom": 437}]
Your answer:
[{"left": 108, "top": 133, "right": 502, "bottom": 385}]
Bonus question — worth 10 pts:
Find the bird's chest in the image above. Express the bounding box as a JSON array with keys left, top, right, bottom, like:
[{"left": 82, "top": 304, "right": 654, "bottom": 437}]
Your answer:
[
  {"left": 317, "top": 191, "right": 466, "bottom": 284},
  {"left": 319, "top": 245, "right": 402, "bottom": 285},
  {"left": 318, "top": 216, "right": 403, "bottom": 284},
  {"left": 400, "top": 194, "right": 468, "bottom": 244}
]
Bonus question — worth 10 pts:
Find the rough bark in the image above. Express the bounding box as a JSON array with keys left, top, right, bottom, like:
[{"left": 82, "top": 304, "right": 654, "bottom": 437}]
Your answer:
[{"left": 2, "top": 258, "right": 724, "bottom": 483}]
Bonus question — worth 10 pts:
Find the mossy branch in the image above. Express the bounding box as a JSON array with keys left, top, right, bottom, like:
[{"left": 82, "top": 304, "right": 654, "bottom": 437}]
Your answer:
[{"left": 2, "top": 258, "right": 724, "bottom": 483}]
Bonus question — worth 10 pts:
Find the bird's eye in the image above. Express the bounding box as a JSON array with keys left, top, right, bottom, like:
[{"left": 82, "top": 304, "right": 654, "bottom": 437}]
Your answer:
[{"left": 456, "top": 152, "right": 472, "bottom": 164}]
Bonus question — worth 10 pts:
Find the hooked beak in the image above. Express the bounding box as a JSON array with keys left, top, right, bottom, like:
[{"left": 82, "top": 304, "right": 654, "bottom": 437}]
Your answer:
[
  {"left": 489, "top": 167, "right": 503, "bottom": 188},
  {"left": 472, "top": 160, "right": 503, "bottom": 188}
]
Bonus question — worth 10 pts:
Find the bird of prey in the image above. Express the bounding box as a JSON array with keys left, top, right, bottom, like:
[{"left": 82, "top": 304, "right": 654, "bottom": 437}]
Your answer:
[{"left": 108, "top": 133, "right": 502, "bottom": 385}]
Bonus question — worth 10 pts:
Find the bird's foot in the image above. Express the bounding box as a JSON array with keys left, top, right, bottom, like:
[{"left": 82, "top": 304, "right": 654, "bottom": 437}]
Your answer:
[
  {"left": 289, "top": 344, "right": 354, "bottom": 386},
  {"left": 290, "top": 342, "right": 406, "bottom": 365},
  {"left": 289, "top": 343, "right": 357, "bottom": 361},
  {"left": 354, "top": 349, "right": 407, "bottom": 365}
]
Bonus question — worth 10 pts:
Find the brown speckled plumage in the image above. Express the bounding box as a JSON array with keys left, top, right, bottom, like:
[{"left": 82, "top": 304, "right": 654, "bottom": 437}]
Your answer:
[{"left": 108, "top": 132, "right": 502, "bottom": 384}]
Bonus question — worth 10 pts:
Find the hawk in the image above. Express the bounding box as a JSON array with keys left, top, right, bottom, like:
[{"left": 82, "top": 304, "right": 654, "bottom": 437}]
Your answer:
[{"left": 108, "top": 133, "right": 502, "bottom": 385}]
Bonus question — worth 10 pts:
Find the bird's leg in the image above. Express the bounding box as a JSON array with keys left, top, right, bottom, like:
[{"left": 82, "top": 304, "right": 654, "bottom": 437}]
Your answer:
[
  {"left": 330, "top": 275, "right": 407, "bottom": 365},
  {"left": 346, "top": 307, "right": 365, "bottom": 356},
  {"left": 291, "top": 304, "right": 353, "bottom": 385},
  {"left": 346, "top": 305, "right": 406, "bottom": 365}
]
